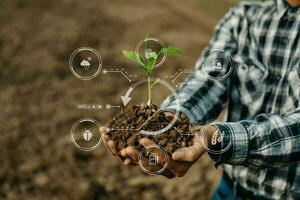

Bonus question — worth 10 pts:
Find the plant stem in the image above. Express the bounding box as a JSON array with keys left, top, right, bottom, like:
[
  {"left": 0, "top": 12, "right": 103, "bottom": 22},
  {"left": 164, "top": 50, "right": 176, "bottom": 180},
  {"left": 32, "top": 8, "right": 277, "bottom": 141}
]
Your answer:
[{"left": 147, "top": 76, "right": 151, "bottom": 105}]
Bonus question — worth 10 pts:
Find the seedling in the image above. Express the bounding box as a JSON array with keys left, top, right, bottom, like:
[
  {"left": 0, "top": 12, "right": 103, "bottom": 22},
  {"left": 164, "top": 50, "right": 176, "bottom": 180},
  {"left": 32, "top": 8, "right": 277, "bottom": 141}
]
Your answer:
[{"left": 122, "top": 38, "right": 182, "bottom": 105}]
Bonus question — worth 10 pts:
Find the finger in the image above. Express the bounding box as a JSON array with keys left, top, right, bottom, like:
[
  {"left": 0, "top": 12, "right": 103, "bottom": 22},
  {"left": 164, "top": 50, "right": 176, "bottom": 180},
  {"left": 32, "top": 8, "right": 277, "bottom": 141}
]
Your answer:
[
  {"left": 139, "top": 138, "right": 184, "bottom": 175},
  {"left": 100, "top": 127, "right": 115, "bottom": 154},
  {"left": 138, "top": 154, "right": 174, "bottom": 179},
  {"left": 164, "top": 112, "right": 182, "bottom": 122},
  {"left": 124, "top": 158, "right": 132, "bottom": 166},
  {"left": 172, "top": 141, "right": 204, "bottom": 162},
  {"left": 162, "top": 169, "right": 175, "bottom": 179},
  {"left": 139, "top": 138, "right": 167, "bottom": 165},
  {"left": 139, "top": 138, "right": 199, "bottom": 177},
  {"left": 107, "top": 140, "right": 118, "bottom": 155},
  {"left": 120, "top": 148, "right": 127, "bottom": 157},
  {"left": 102, "top": 135, "right": 110, "bottom": 146},
  {"left": 126, "top": 146, "right": 139, "bottom": 163},
  {"left": 139, "top": 138, "right": 155, "bottom": 147},
  {"left": 172, "top": 147, "right": 197, "bottom": 162},
  {"left": 139, "top": 138, "right": 181, "bottom": 177},
  {"left": 100, "top": 126, "right": 109, "bottom": 134},
  {"left": 100, "top": 127, "right": 109, "bottom": 143},
  {"left": 120, "top": 148, "right": 135, "bottom": 164}
]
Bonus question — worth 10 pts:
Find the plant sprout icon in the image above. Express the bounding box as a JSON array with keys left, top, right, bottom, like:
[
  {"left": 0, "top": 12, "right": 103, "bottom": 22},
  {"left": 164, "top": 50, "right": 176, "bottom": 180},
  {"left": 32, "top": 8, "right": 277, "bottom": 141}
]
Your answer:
[
  {"left": 82, "top": 129, "right": 93, "bottom": 141},
  {"left": 144, "top": 48, "right": 157, "bottom": 59},
  {"left": 80, "top": 60, "right": 91, "bottom": 70}
]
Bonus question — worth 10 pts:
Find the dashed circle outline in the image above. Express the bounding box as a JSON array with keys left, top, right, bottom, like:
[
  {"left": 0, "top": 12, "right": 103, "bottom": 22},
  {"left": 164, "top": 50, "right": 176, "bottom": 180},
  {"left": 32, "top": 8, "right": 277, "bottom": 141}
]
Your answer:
[
  {"left": 138, "top": 79, "right": 180, "bottom": 136},
  {"left": 69, "top": 47, "right": 102, "bottom": 80},
  {"left": 201, "top": 48, "right": 234, "bottom": 80},
  {"left": 138, "top": 145, "right": 169, "bottom": 175},
  {"left": 70, "top": 118, "right": 102, "bottom": 151},
  {"left": 198, "top": 122, "right": 232, "bottom": 154},
  {"left": 135, "top": 37, "right": 167, "bottom": 68}
]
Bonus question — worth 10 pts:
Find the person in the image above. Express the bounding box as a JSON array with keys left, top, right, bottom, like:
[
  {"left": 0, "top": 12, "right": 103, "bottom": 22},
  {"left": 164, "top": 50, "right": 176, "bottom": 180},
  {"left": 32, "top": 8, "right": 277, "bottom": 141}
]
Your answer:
[{"left": 101, "top": 0, "right": 300, "bottom": 199}]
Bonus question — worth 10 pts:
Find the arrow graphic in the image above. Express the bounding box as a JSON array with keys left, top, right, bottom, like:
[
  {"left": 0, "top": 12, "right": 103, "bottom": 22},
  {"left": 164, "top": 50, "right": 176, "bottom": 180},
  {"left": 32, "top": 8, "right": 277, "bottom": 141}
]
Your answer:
[{"left": 121, "top": 87, "right": 134, "bottom": 106}]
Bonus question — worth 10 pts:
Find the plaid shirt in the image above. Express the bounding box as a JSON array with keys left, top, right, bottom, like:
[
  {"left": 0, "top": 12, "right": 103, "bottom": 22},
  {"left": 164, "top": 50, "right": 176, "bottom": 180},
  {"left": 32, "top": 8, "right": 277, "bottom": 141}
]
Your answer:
[{"left": 161, "top": 0, "right": 300, "bottom": 199}]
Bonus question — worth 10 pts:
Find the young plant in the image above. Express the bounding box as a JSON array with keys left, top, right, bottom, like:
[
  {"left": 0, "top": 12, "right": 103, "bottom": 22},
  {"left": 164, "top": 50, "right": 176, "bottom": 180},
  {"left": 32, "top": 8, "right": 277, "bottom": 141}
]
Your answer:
[{"left": 122, "top": 39, "right": 182, "bottom": 105}]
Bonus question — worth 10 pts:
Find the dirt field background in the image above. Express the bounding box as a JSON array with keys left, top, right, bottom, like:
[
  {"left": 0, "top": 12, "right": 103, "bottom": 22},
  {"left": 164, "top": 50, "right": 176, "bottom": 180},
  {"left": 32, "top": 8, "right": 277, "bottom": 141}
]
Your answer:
[{"left": 0, "top": 0, "right": 237, "bottom": 199}]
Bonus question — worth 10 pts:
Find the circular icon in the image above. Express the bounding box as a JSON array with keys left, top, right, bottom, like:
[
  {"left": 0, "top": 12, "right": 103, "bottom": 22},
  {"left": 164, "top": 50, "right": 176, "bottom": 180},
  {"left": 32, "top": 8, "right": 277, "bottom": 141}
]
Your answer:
[
  {"left": 201, "top": 49, "right": 234, "bottom": 80},
  {"left": 135, "top": 37, "right": 167, "bottom": 68},
  {"left": 69, "top": 47, "right": 102, "bottom": 80},
  {"left": 70, "top": 118, "right": 102, "bottom": 151},
  {"left": 138, "top": 145, "right": 169, "bottom": 175},
  {"left": 198, "top": 123, "right": 232, "bottom": 154}
]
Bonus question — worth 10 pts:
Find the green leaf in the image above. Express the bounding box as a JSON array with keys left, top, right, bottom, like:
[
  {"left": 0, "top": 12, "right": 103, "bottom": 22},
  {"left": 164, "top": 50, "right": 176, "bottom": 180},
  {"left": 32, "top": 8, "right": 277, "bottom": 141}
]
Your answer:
[
  {"left": 146, "top": 56, "right": 156, "bottom": 76},
  {"left": 122, "top": 50, "right": 147, "bottom": 70},
  {"left": 159, "top": 47, "right": 183, "bottom": 56},
  {"left": 147, "top": 56, "right": 156, "bottom": 68},
  {"left": 122, "top": 50, "right": 138, "bottom": 61},
  {"left": 138, "top": 65, "right": 149, "bottom": 78}
]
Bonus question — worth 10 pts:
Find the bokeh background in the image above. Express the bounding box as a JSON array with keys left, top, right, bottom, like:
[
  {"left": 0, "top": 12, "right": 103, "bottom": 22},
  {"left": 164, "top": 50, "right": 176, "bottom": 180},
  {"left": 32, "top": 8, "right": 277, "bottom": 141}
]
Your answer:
[{"left": 0, "top": 0, "right": 239, "bottom": 199}]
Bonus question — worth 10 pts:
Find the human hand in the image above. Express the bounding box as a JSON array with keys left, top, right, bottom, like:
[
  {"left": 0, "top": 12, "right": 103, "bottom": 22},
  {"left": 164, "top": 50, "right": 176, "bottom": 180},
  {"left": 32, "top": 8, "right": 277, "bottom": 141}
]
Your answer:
[
  {"left": 120, "top": 135, "right": 204, "bottom": 178},
  {"left": 124, "top": 125, "right": 221, "bottom": 178},
  {"left": 100, "top": 126, "right": 136, "bottom": 165},
  {"left": 101, "top": 112, "right": 221, "bottom": 177},
  {"left": 99, "top": 111, "right": 181, "bottom": 166}
]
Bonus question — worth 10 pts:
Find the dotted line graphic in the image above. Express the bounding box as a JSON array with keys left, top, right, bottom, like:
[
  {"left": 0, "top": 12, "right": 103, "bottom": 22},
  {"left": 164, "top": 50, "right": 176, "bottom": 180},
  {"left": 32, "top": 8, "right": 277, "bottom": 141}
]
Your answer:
[
  {"left": 102, "top": 68, "right": 138, "bottom": 82},
  {"left": 165, "top": 68, "right": 193, "bottom": 83}
]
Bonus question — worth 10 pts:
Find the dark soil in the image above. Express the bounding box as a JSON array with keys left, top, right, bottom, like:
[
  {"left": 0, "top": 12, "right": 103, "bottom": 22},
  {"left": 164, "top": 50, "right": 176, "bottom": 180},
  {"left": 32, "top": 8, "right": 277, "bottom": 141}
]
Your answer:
[{"left": 107, "top": 104, "right": 193, "bottom": 154}]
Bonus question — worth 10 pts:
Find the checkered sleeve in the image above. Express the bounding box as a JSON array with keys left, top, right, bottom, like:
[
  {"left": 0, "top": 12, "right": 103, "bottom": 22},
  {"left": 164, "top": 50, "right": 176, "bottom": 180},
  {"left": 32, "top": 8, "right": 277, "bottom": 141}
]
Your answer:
[
  {"left": 210, "top": 108, "right": 300, "bottom": 168},
  {"left": 161, "top": 5, "right": 243, "bottom": 123}
]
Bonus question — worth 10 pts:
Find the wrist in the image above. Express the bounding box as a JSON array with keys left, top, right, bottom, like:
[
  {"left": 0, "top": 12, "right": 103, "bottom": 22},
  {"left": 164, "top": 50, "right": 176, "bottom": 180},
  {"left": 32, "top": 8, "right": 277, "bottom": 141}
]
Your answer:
[{"left": 203, "top": 125, "right": 222, "bottom": 151}]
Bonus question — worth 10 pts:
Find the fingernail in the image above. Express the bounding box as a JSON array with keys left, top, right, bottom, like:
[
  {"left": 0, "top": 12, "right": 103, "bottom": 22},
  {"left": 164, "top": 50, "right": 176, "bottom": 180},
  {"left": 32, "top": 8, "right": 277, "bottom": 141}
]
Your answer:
[
  {"left": 124, "top": 159, "right": 131, "bottom": 165},
  {"left": 121, "top": 149, "right": 126, "bottom": 157},
  {"left": 100, "top": 126, "right": 106, "bottom": 133},
  {"left": 139, "top": 138, "right": 146, "bottom": 146},
  {"left": 173, "top": 152, "right": 184, "bottom": 160},
  {"left": 107, "top": 140, "right": 113, "bottom": 147}
]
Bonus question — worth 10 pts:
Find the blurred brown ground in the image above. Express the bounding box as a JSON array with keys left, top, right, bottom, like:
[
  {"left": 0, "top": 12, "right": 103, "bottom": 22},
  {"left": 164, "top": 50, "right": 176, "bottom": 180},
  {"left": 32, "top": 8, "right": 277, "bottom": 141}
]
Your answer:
[{"left": 0, "top": 0, "right": 237, "bottom": 199}]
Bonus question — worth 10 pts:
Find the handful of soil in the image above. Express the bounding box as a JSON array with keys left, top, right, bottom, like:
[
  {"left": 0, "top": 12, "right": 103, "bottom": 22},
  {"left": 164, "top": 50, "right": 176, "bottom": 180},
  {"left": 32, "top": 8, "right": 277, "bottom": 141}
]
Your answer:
[{"left": 106, "top": 104, "right": 193, "bottom": 154}]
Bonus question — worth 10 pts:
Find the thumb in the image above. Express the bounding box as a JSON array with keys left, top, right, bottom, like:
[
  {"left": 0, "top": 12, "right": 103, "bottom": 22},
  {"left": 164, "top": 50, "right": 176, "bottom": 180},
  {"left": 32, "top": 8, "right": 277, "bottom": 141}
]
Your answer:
[{"left": 172, "top": 142, "right": 205, "bottom": 162}]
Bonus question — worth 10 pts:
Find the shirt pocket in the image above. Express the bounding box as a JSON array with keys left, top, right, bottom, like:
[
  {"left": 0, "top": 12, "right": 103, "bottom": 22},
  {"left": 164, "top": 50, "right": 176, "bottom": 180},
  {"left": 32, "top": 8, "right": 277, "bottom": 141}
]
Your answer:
[{"left": 237, "top": 63, "right": 267, "bottom": 114}]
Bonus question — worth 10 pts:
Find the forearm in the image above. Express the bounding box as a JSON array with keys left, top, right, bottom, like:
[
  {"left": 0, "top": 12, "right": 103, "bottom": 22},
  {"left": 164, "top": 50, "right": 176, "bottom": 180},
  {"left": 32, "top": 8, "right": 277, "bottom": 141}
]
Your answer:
[
  {"left": 207, "top": 108, "right": 300, "bottom": 168},
  {"left": 161, "top": 6, "right": 242, "bottom": 123},
  {"left": 161, "top": 73, "right": 228, "bottom": 123}
]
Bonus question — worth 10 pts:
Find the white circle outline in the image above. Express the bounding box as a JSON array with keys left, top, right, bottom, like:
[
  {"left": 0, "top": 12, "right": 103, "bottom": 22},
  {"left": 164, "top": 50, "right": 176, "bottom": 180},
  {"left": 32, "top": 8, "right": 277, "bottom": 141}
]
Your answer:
[
  {"left": 138, "top": 79, "right": 180, "bottom": 136},
  {"left": 69, "top": 47, "right": 102, "bottom": 80},
  {"left": 138, "top": 145, "right": 169, "bottom": 175},
  {"left": 135, "top": 37, "right": 167, "bottom": 68},
  {"left": 199, "top": 122, "right": 232, "bottom": 154},
  {"left": 201, "top": 48, "right": 234, "bottom": 80},
  {"left": 70, "top": 118, "right": 102, "bottom": 151}
]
